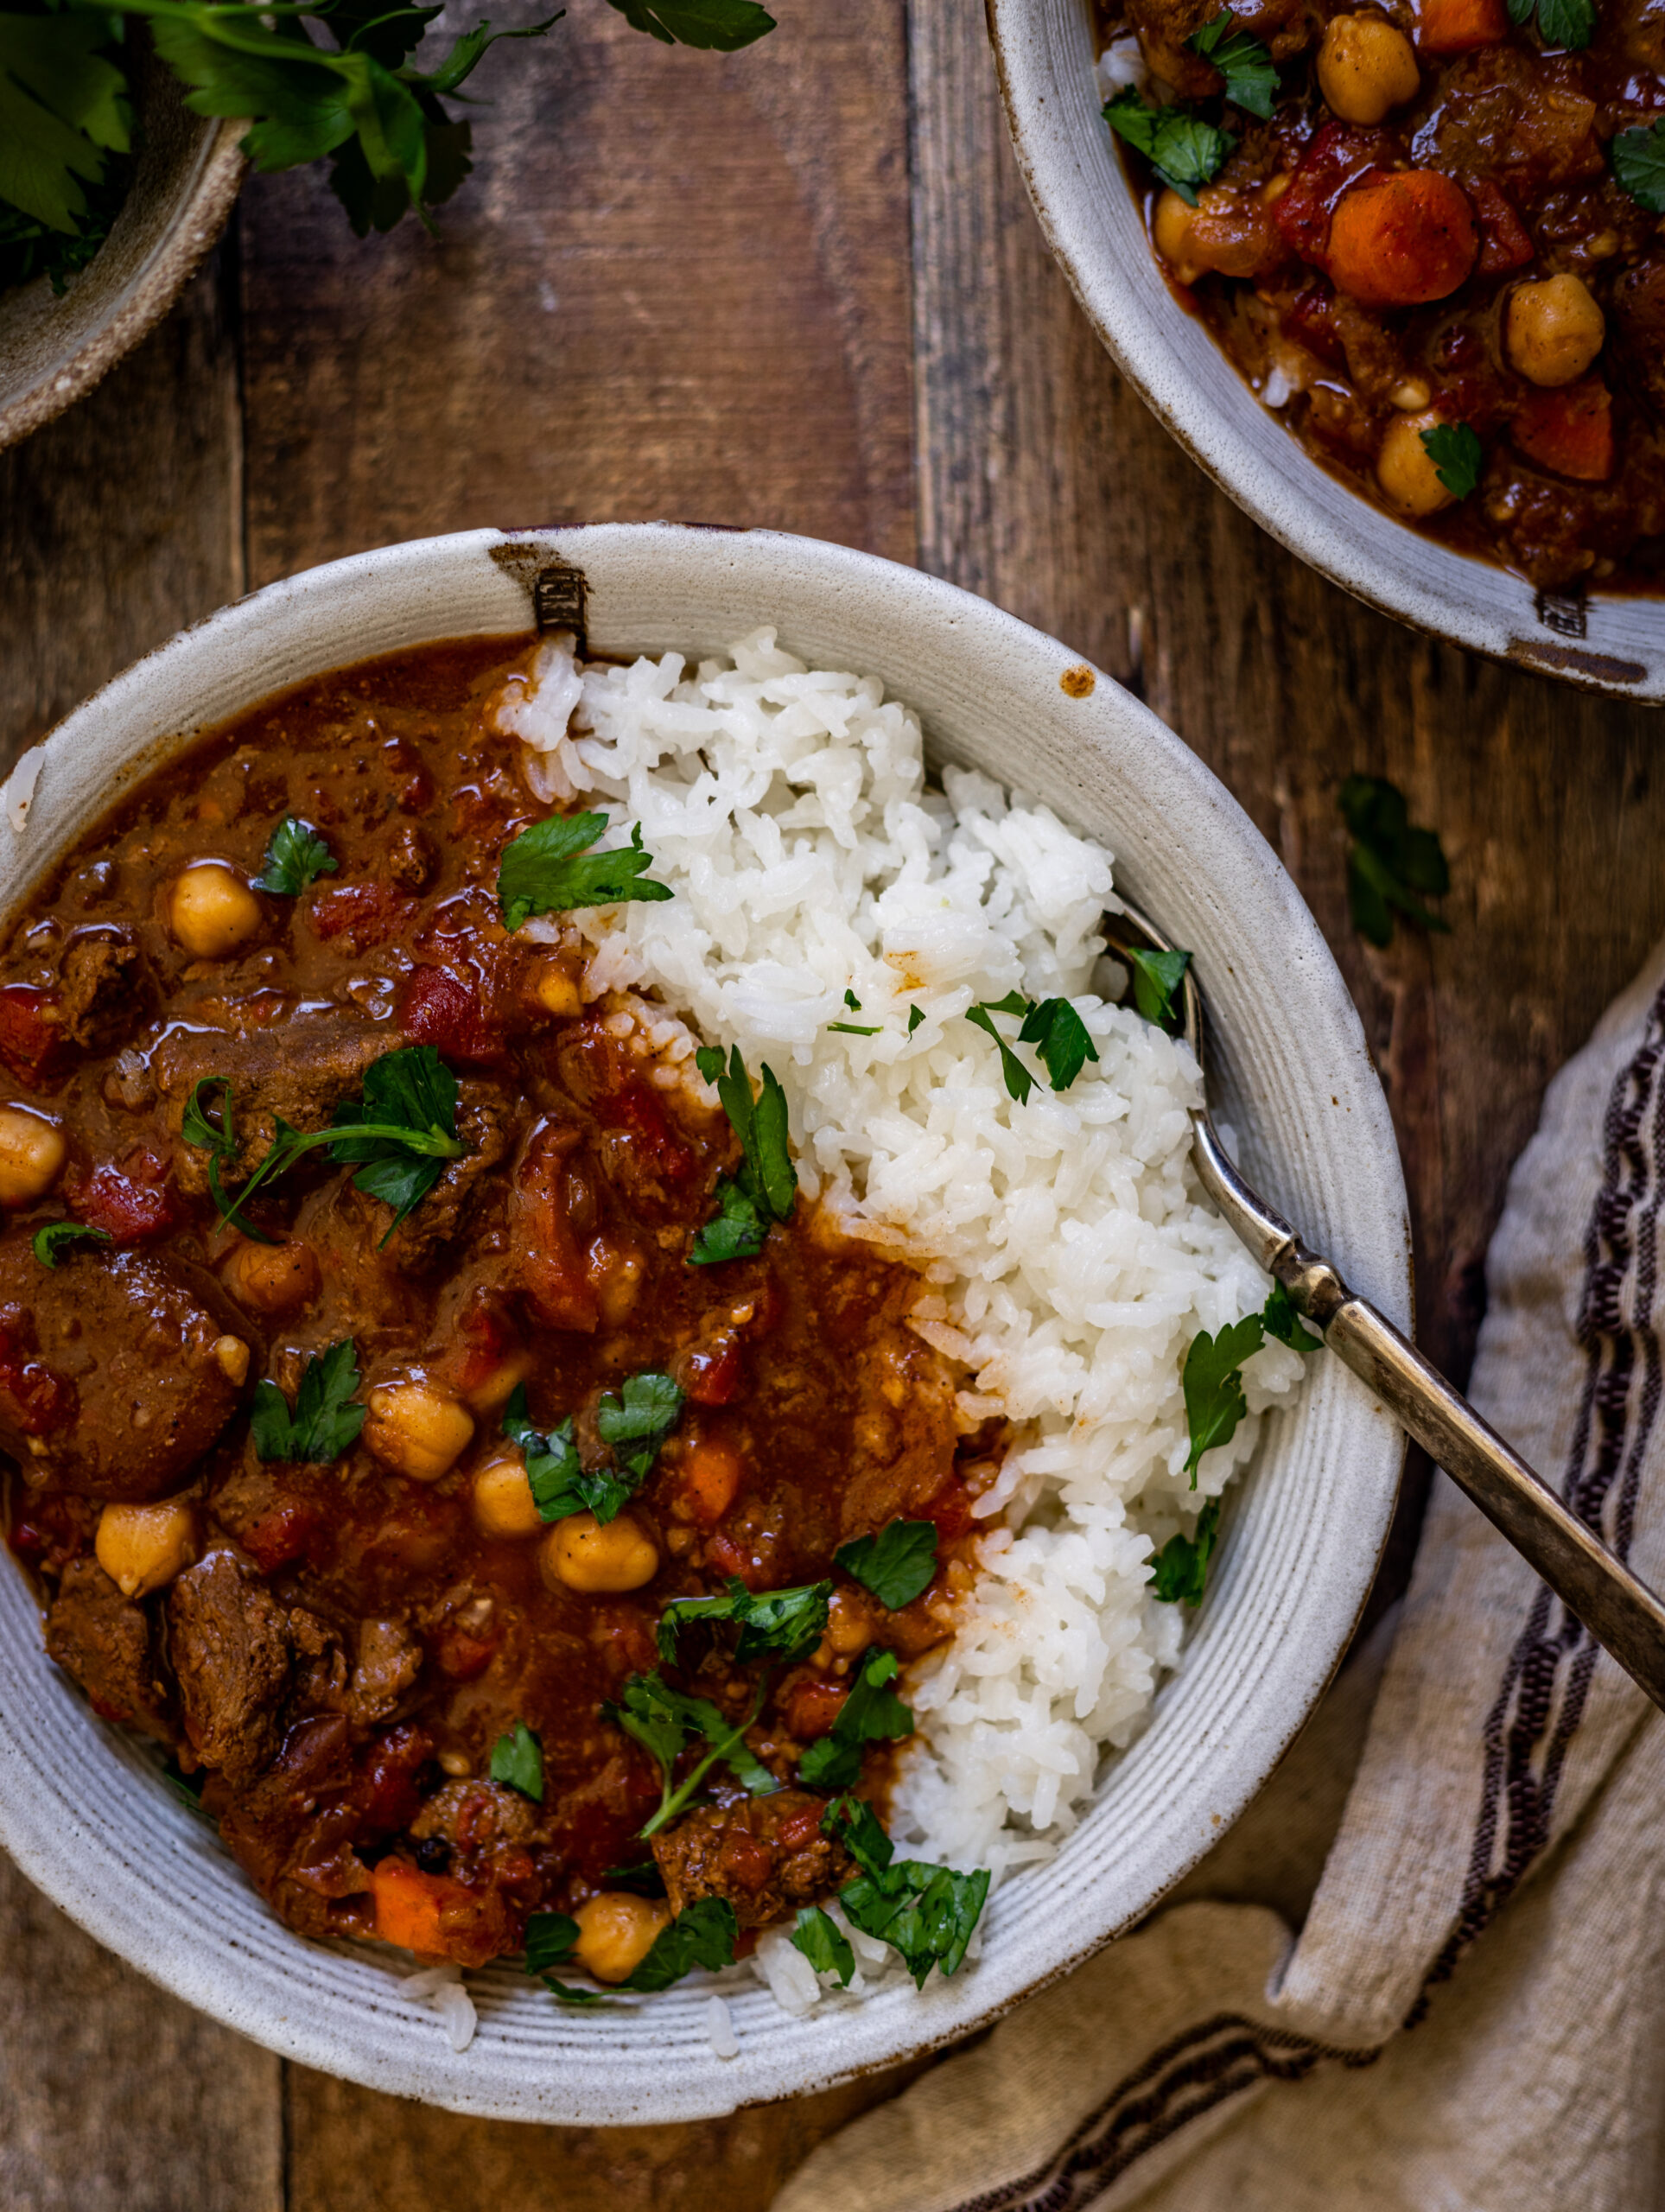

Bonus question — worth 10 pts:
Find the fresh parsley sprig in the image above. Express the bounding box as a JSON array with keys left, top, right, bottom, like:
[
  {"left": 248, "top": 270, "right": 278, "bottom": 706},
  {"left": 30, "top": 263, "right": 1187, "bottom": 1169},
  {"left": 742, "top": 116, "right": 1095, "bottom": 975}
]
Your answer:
[
  {"left": 252, "top": 817, "right": 339, "bottom": 896},
  {"left": 1104, "top": 85, "right": 1233, "bottom": 205},
  {"left": 821, "top": 1795, "right": 989, "bottom": 1988},
  {"left": 183, "top": 1044, "right": 466, "bottom": 1245},
  {"left": 597, "top": 1370, "right": 685, "bottom": 1483},
  {"left": 1613, "top": 118, "right": 1665, "bottom": 213},
  {"left": 656, "top": 1576, "right": 832, "bottom": 1667},
  {"left": 966, "top": 992, "right": 1100, "bottom": 1104},
  {"left": 834, "top": 1519, "right": 938, "bottom": 1610},
  {"left": 1122, "top": 945, "right": 1192, "bottom": 1029},
  {"left": 498, "top": 811, "right": 671, "bottom": 931},
  {"left": 31, "top": 1221, "right": 111, "bottom": 1268},
  {"left": 791, "top": 1904, "right": 856, "bottom": 1986},
  {"left": 521, "top": 1910, "right": 605, "bottom": 2002},
  {"left": 605, "top": 1671, "right": 776, "bottom": 1838},
  {"left": 1339, "top": 775, "right": 1452, "bottom": 950},
  {"left": 502, "top": 1370, "right": 682, "bottom": 1526},
  {"left": 615, "top": 1895, "right": 739, "bottom": 1991},
  {"left": 1185, "top": 8, "right": 1275, "bottom": 115},
  {"left": 490, "top": 1719, "right": 545, "bottom": 1801},
  {"left": 1420, "top": 423, "right": 1484, "bottom": 501},
  {"left": 1150, "top": 1496, "right": 1222, "bottom": 1607},
  {"left": 798, "top": 1646, "right": 914, "bottom": 1790},
  {"left": 1180, "top": 1282, "right": 1323, "bottom": 1487},
  {"left": 1505, "top": 0, "right": 1595, "bottom": 48},
  {"left": 690, "top": 1043, "right": 798, "bottom": 1264},
  {"left": 250, "top": 1339, "right": 365, "bottom": 1464}
]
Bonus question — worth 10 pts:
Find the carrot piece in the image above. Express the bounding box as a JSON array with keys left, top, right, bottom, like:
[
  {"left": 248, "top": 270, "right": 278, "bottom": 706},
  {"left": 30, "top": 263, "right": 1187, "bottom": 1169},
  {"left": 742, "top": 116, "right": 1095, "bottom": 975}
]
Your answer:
[
  {"left": 1414, "top": 0, "right": 1507, "bottom": 52},
  {"left": 681, "top": 1434, "right": 745, "bottom": 1526},
  {"left": 1512, "top": 380, "right": 1615, "bottom": 481},
  {"left": 1325, "top": 170, "right": 1478, "bottom": 307},
  {"left": 372, "top": 1859, "right": 454, "bottom": 1957}
]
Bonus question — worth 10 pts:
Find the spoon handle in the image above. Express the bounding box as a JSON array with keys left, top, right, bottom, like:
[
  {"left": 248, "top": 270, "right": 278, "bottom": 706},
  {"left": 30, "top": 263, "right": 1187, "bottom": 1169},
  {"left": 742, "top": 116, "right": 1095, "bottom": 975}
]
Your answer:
[{"left": 1189, "top": 1112, "right": 1665, "bottom": 1713}]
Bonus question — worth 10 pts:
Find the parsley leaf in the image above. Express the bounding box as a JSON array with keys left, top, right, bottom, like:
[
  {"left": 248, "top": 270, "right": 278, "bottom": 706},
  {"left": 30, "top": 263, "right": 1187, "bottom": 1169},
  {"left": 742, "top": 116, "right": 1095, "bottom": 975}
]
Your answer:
[
  {"left": 822, "top": 1796, "right": 989, "bottom": 1988},
  {"left": 1186, "top": 9, "right": 1276, "bottom": 116},
  {"left": 966, "top": 994, "right": 1037, "bottom": 1104},
  {"left": 1122, "top": 944, "right": 1192, "bottom": 1028},
  {"left": 521, "top": 1909, "right": 605, "bottom": 2002},
  {"left": 0, "top": 10, "right": 130, "bottom": 235},
  {"left": 1018, "top": 997, "right": 1100, "bottom": 1091},
  {"left": 616, "top": 1896, "right": 739, "bottom": 1991},
  {"left": 250, "top": 1339, "right": 365, "bottom": 1465},
  {"left": 1339, "top": 776, "right": 1452, "bottom": 950},
  {"left": 822, "top": 1791, "right": 894, "bottom": 1874},
  {"left": 791, "top": 1905, "right": 855, "bottom": 1986},
  {"left": 907, "top": 1004, "right": 925, "bottom": 1035},
  {"left": 31, "top": 1222, "right": 111, "bottom": 1268},
  {"left": 1262, "top": 1280, "right": 1323, "bottom": 1353},
  {"left": 656, "top": 1577, "right": 832, "bottom": 1667},
  {"left": 605, "top": 1672, "right": 775, "bottom": 1836},
  {"left": 498, "top": 811, "right": 671, "bottom": 931},
  {"left": 1151, "top": 1495, "right": 1223, "bottom": 1606},
  {"left": 843, "top": 989, "right": 861, "bottom": 1010},
  {"left": 834, "top": 1520, "right": 938, "bottom": 1610},
  {"left": 602, "top": 0, "right": 774, "bottom": 49},
  {"left": 502, "top": 1382, "right": 655, "bottom": 1526},
  {"left": 490, "top": 1719, "right": 545, "bottom": 1801},
  {"left": 595, "top": 1370, "right": 684, "bottom": 1487},
  {"left": 1104, "top": 85, "right": 1232, "bottom": 205},
  {"left": 690, "top": 1045, "right": 797, "bottom": 1262},
  {"left": 1182, "top": 1312, "right": 1263, "bottom": 1484},
  {"left": 798, "top": 1646, "right": 913, "bottom": 1790},
  {"left": 1614, "top": 119, "right": 1665, "bottom": 213},
  {"left": 1419, "top": 422, "right": 1483, "bottom": 500},
  {"left": 1532, "top": 0, "right": 1596, "bottom": 41},
  {"left": 829, "top": 1020, "right": 881, "bottom": 1035},
  {"left": 251, "top": 816, "right": 339, "bottom": 896}
]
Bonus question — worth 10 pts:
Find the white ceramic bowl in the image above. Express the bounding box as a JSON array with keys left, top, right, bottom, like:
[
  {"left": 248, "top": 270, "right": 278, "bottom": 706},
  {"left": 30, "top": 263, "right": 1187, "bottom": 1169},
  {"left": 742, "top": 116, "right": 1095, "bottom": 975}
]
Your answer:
[
  {"left": 988, "top": 0, "right": 1665, "bottom": 702},
  {"left": 0, "top": 525, "right": 1409, "bottom": 2121}
]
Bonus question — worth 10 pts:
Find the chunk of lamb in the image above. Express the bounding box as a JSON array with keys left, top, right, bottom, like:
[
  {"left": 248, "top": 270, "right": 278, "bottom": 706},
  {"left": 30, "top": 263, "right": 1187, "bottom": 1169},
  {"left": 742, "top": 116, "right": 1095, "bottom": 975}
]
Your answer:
[
  {"left": 167, "top": 1549, "right": 294, "bottom": 1784},
  {"left": 369, "top": 1084, "right": 518, "bottom": 1272},
  {"left": 44, "top": 1554, "right": 174, "bottom": 1741},
  {"left": 346, "top": 1617, "right": 424, "bottom": 1723},
  {"left": 0, "top": 1236, "right": 246, "bottom": 1500},
  {"left": 152, "top": 1016, "right": 394, "bottom": 1198},
  {"left": 59, "top": 930, "right": 150, "bottom": 1051},
  {"left": 651, "top": 1789, "right": 854, "bottom": 1929},
  {"left": 839, "top": 1329, "right": 961, "bottom": 1538}
]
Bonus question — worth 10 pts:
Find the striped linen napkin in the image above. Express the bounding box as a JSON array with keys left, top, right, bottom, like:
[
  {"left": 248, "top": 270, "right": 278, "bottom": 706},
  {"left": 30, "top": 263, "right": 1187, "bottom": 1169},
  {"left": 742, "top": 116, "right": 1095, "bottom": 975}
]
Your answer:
[{"left": 777, "top": 940, "right": 1665, "bottom": 2212}]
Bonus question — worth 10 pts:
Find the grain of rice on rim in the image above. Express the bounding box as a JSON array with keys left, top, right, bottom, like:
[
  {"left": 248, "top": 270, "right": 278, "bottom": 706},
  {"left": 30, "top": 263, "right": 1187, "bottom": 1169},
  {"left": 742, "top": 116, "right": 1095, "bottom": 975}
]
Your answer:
[{"left": 494, "top": 627, "right": 1305, "bottom": 1995}]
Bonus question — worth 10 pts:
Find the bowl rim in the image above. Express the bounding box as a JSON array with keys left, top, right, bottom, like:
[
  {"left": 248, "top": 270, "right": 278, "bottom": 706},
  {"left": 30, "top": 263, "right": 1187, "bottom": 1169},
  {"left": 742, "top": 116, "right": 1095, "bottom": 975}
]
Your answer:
[
  {"left": 986, "top": 0, "right": 1665, "bottom": 703},
  {"left": 0, "top": 524, "right": 1410, "bottom": 2121}
]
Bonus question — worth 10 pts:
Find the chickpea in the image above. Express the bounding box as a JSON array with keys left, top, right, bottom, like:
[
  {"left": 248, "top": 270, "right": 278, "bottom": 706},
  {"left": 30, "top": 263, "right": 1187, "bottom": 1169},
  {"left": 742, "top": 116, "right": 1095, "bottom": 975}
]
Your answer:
[
  {"left": 825, "top": 1586, "right": 877, "bottom": 1657},
  {"left": 543, "top": 1511, "right": 659, "bottom": 1593},
  {"left": 364, "top": 1381, "right": 473, "bottom": 1483},
  {"left": 532, "top": 962, "right": 582, "bottom": 1018},
  {"left": 473, "top": 1450, "right": 543, "bottom": 1539},
  {"left": 168, "top": 863, "right": 264, "bottom": 960},
  {"left": 223, "top": 1237, "right": 320, "bottom": 1317},
  {"left": 0, "top": 1107, "right": 65, "bottom": 1205},
  {"left": 212, "top": 1334, "right": 251, "bottom": 1386},
  {"left": 461, "top": 1352, "right": 532, "bottom": 1414},
  {"left": 1317, "top": 15, "right": 1420, "bottom": 124},
  {"left": 1153, "top": 188, "right": 1205, "bottom": 285},
  {"left": 1505, "top": 273, "right": 1605, "bottom": 389},
  {"left": 96, "top": 1497, "right": 196, "bottom": 1598},
  {"left": 1376, "top": 410, "right": 1457, "bottom": 516},
  {"left": 571, "top": 1893, "right": 670, "bottom": 1984}
]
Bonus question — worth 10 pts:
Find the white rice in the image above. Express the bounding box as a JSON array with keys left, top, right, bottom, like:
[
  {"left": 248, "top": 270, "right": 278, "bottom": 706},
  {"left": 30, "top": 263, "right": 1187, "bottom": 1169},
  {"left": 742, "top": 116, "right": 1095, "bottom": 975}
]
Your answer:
[{"left": 493, "top": 630, "right": 1304, "bottom": 1988}]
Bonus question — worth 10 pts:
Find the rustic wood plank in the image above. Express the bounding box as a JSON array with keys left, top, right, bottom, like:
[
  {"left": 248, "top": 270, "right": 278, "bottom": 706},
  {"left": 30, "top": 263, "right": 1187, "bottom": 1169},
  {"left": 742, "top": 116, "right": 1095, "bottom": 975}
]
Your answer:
[
  {"left": 237, "top": 0, "right": 915, "bottom": 589},
  {"left": 908, "top": 0, "right": 1665, "bottom": 1614}
]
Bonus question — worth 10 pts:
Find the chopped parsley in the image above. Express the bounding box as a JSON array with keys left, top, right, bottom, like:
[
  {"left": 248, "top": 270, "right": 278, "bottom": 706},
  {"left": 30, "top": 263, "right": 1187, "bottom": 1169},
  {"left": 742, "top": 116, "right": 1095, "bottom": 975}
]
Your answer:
[
  {"left": 31, "top": 1222, "right": 111, "bottom": 1268},
  {"left": 822, "top": 1795, "right": 989, "bottom": 1987},
  {"left": 1181, "top": 1283, "right": 1323, "bottom": 1485},
  {"left": 907, "top": 1004, "right": 926, "bottom": 1035},
  {"left": 656, "top": 1576, "right": 832, "bottom": 1666},
  {"left": 522, "top": 1910, "right": 605, "bottom": 2003},
  {"left": 1612, "top": 119, "right": 1665, "bottom": 213},
  {"left": 834, "top": 1519, "right": 939, "bottom": 1610},
  {"left": 1122, "top": 944, "right": 1192, "bottom": 1029},
  {"left": 502, "top": 1373, "right": 680, "bottom": 1526},
  {"left": 250, "top": 1339, "right": 365, "bottom": 1465},
  {"left": 1506, "top": 0, "right": 1596, "bottom": 47},
  {"left": 251, "top": 817, "right": 338, "bottom": 896},
  {"left": 1151, "top": 1496, "right": 1223, "bottom": 1607},
  {"left": 1104, "top": 86, "right": 1232, "bottom": 206},
  {"left": 1419, "top": 422, "right": 1484, "bottom": 501},
  {"left": 1339, "top": 776, "right": 1452, "bottom": 950},
  {"left": 798, "top": 1646, "right": 914, "bottom": 1790},
  {"left": 1185, "top": 9, "right": 1275, "bottom": 115},
  {"left": 791, "top": 1904, "right": 855, "bottom": 1986},
  {"left": 829, "top": 985, "right": 880, "bottom": 1036},
  {"left": 490, "top": 1720, "right": 545, "bottom": 1802},
  {"left": 967, "top": 992, "right": 1099, "bottom": 1103},
  {"left": 498, "top": 812, "right": 671, "bottom": 931},
  {"left": 605, "top": 1671, "right": 776, "bottom": 1837},
  {"left": 690, "top": 1044, "right": 797, "bottom": 1263},
  {"left": 595, "top": 1370, "right": 685, "bottom": 1483},
  {"left": 1262, "top": 1280, "right": 1323, "bottom": 1354},
  {"left": 616, "top": 1896, "right": 739, "bottom": 1991},
  {"left": 183, "top": 1046, "right": 467, "bottom": 1247}
]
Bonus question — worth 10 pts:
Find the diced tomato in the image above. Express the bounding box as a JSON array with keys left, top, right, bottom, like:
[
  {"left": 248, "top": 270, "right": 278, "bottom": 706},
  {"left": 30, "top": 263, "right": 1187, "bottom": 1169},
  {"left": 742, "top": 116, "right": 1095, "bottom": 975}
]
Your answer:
[
  {"left": 0, "top": 1307, "right": 77, "bottom": 1433},
  {"left": 241, "top": 1499, "right": 321, "bottom": 1573},
  {"left": 397, "top": 965, "right": 503, "bottom": 1068},
  {"left": 1273, "top": 124, "right": 1392, "bottom": 266},
  {"left": 920, "top": 1473, "right": 977, "bottom": 1545},
  {"left": 308, "top": 880, "right": 419, "bottom": 950},
  {"left": 784, "top": 1677, "right": 848, "bottom": 1741},
  {"left": 356, "top": 1726, "right": 434, "bottom": 1834},
  {"left": 774, "top": 1803, "right": 823, "bottom": 1851},
  {"left": 435, "top": 1625, "right": 498, "bottom": 1681},
  {"left": 586, "top": 1604, "right": 659, "bottom": 1678},
  {"left": 1326, "top": 171, "right": 1477, "bottom": 307},
  {"left": 1513, "top": 379, "right": 1615, "bottom": 481},
  {"left": 510, "top": 1116, "right": 599, "bottom": 1332},
  {"left": 445, "top": 1289, "right": 524, "bottom": 1400},
  {"left": 0, "top": 984, "right": 69, "bottom": 1090},
  {"left": 1414, "top": 0, "right": 1506, "bottom": 49},
  {"left": 681, "top": 1339, "right": 746, "bottom": 1408},
  {"left": 601, "top": 1077, "right": 696, "bottom": 1185},
  {"left": 66, "top": 1150, "right": 183, "bottom": 1243},
  {"left": 679, "top": 1434, "right": 746, "bottom": 1525},
  {"left": 718, "top": 1828, "right": 775, "bottom": 1891},
  {"left": 1469, "top": 178, "right": 1534, "bottom": 276},
  {"left": 705, "top": 1531, "right": 771, "bottom": 1588}
]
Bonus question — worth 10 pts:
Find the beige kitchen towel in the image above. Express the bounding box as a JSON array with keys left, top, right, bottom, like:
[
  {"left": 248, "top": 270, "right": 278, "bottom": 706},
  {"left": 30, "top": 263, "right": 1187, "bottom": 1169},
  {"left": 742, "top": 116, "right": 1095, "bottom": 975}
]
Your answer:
[{"left": 777, "top": 938, "right": 1665, "bottom": 2212}]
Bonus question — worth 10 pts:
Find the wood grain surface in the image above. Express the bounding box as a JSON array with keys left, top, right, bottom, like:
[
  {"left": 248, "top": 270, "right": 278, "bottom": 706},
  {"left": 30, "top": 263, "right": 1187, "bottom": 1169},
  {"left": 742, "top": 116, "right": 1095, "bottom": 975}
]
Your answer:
[{"left": 3, "top": 0, "right": 1663, "bottom": 2196}]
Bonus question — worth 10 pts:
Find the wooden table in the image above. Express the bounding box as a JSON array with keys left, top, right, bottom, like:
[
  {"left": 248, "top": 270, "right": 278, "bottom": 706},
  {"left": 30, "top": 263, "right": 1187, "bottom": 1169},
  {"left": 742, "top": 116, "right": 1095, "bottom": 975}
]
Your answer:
[{"left": 3, "top": 0, "right": 1662, "bottom": 2201}]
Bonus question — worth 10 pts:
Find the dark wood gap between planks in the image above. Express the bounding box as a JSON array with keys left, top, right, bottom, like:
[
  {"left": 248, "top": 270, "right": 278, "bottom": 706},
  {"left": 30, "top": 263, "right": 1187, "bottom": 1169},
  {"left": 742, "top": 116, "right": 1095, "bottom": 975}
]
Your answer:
[{"left": 3, "top": 0, "right": 1665, "bottom": 2200}]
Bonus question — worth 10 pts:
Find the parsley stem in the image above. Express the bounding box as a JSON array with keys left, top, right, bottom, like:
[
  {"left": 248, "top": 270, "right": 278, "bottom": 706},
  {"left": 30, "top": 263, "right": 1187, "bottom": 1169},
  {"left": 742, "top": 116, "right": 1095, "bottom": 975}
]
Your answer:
[
  {"left": 211, "top": 1117, "right": 465, "bottom": 1241},
  {"left": 639, "top": 1682, "right": 768, "bottom": 1839}
]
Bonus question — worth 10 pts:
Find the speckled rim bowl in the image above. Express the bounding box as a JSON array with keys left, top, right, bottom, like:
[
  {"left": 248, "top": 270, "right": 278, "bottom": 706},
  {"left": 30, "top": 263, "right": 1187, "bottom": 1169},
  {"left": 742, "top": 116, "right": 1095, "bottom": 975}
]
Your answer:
[
  {"left": 0, "top": 524, "right": 1409, "bottom": 2122},
  {"left": 0, "top": 43, "right": 245, "bottom": 456},
  {"left": 988, "top": 0, "right": 1665, "bottom": 702}
]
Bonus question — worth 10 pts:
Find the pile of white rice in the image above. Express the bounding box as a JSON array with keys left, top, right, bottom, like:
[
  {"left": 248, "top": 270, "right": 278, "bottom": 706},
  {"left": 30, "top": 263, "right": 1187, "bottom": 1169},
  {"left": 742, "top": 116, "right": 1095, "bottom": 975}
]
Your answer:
[{"left": 493, "top": 626, "right": 1305, "bottom": 2015}]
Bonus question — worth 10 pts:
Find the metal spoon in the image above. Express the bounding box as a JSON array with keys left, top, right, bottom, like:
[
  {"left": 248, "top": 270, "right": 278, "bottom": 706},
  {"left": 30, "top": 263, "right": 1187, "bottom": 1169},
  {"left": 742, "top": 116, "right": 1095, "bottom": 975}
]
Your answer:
[{"left": 1107, "top": 900, "right": 1665, "bottom": 1714}]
